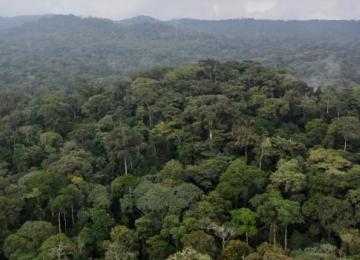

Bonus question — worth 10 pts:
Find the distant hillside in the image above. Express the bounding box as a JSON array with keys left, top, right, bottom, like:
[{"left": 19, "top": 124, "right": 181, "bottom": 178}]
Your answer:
[
  {"left": 0, "top": 15, "right": 359, "bottom": 91},
  {"left": 118, "top": 15, "right": 159, "bottom": 25},
  {"left": 168, "top": 18, "right": 360, "bottom": 39},
  {"left": 0, "top": 15, "right": 51, "bottom": 30},
  {"left": 0, "top": 15, "right": 228, "bottom": 91},
  {"left": 168, "top": 18, "right": 360, "bottom": 86}
]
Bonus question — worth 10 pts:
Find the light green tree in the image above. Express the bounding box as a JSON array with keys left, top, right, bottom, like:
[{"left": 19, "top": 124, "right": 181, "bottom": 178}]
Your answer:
[
  {"left": 231, "top": 208, "right": 258, "bottom": 245},
  {"left": 328, "top": 116, "right": 360, "bottom": 151},
  {"left": 38, "top": 233, "right": 76, "bottom": 260}
]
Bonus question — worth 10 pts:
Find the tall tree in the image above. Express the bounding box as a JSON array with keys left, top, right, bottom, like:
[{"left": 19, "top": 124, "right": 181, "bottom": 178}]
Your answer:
[
  {"left": 275, "top": 199, "right": 303, "bottom": 250},
  {"left": 271, "top": 159, "right": 306, "bottom": 194},
  {"left": 328, "top": 116, "right": 360, "bottom": 151},
  {"left": 81, "top": 94, "right": 112, "bottom": 120},
  {"left": 38, "top": 233, "right": 76, "bottom": 260},
  {"left": 217, "top": 159, "right": 268, "bottom": 207},
  {"left": 106, "top": 125, "right": 144, "bottom": 175},
  {"left": 104, "top": 225, "right": 139, "bottom": 260},
  {"left": 3, "top": 221, "right": 56, "bottom": 260},
  {"left": 251, "top": 191, "right": 302, "bottom": 247},
  {"left": 231, "top": 208, "right": 258, "bottom": 245}
]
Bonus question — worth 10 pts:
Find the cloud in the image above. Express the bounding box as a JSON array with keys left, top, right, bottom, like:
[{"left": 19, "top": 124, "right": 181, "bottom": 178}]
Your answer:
[
  {"left": 0, "top": 0, "right": 359, "bottom": 20},
  {"left": 244, "top": 1, "right": 278, "bottom": 14},
  {"left": 212, "top": 3, "right": 219, "bottom": 15}
]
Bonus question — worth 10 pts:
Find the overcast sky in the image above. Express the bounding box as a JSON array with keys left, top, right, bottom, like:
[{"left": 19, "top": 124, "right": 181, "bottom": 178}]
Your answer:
[{"left": 0, "top": 0, "right": 359, "bottom": 20}]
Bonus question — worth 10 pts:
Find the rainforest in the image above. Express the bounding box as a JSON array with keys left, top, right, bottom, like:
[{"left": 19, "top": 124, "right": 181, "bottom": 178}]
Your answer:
[{"left": 1, "top": 11, "right": 360, "bottom": 260}]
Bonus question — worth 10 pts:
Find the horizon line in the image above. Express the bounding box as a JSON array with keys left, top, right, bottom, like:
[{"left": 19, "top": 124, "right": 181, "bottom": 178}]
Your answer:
[{"left": 1, "top": 13, "right": 360, "bottom": 22}]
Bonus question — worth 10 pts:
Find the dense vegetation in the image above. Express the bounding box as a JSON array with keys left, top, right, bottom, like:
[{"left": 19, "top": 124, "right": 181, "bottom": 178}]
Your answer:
[
  {"left": 1, "top": 60, "right": 360, "bottom": 259},
  {"left": 0, "top": 15, "right": 359, "bottom": 92}
]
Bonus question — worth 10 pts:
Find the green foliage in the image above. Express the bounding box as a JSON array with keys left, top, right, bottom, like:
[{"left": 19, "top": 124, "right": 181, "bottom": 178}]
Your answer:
[
  {"left": 159, "top": 160, "right": 185, "bottom": 184},
  {"left": 220, "top": 240, "right": 252, "bottom": 260},
  {"left": 146, "top": 235, "right": 176, "bottom": 260},
  {"left": 1, "top": 60, "right": 360, "bottom": 259},
  {"left": 40, "top": 131, "right": 63, "bottom": 153},
  {"left": 104, "top": 225, "right": 138, "bottom": 260},
  {"left": 111, "top": 175, "right": 139, "bottom": 198},
  {"left": 247, "top": 242, "right": 290, "bottom": 260},
  {"left": 3, "top": 221, "right": 56, "bottom": 260},
  {"left": 48, "top": 149, "right": 93, "bottom": 180},
  {"left": 181, "top": 231, "right": 217, "bottom": 257},
  {"left": 292, "top": 243, "right": 338, "bottom": 260},
  {"left": 38, "top": 233, "right": 76, "bottom": 260},
  {"left": 271, "top": 159, "right": 306, "bottom": 194},
  {"left": 82, "top": 95, "right": 112, "bottom": 120},
  {"left": 307, "top": 148, "right": 352, "bottom": 173},
  {"left": 231, "top": 208, "right": 258, "bottom": 243},
  {"left": 164, "top": 64, "right": 203, "bottom": 82},
  {"left": 251, "top": 191, "right": 303, "bottom": 245},
  {"left": 328, "top": 116, "right": 360, "bottom": 151},
  {"left": 1, "top": 15, "right": 360, "bottom": 91},
  {"left": 217, "top": 159, "right": 267, "bottom": 207},
  {"left": 302, "top": 194, "right": 354, "bottom": 234},
  {"left": 190, "top": 191, "right": 232, "bottom": 223},
  {"left": 134, "top": 181, "right": 203, "bottom": 218},
  {"left": 167, "top": 247, "right": 212, "bottom": 260},
  {"left": 106, "top": 125, "right": 144, "bottom": 175},
  {"left": 340, "top": 229, "right": 360, "bottom": 256},
  {"left": 185, "top": 158, "right": 228, "bottom": 191},
  {"left": 0, "top": 177, "right": 24, "bottom": 241}
]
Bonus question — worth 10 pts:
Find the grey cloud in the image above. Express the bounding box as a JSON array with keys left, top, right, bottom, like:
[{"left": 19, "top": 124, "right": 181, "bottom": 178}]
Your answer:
[{"left": 0, "top": 0, "right": 359, "bottom": 20}]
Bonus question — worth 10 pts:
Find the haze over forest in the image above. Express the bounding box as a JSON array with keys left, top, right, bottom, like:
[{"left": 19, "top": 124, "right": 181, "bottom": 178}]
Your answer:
[{"left": 0, "top": 14, "right": 359, "bottom": 92}]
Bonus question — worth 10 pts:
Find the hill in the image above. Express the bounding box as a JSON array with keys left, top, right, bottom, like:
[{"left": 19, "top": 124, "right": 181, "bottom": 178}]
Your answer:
[
  {"left": 118, "top": 15, "right": 160, "bottom": 25},
  {"left": 0, "top": 15, "right": 359, "bottom": 91},
  {"left": 0, "top": 15, "right": 51, "bottom": 30},
  {"left": 0, "top": 15, "right": 227, "bottom": 91},
  {"left": 169, "top": 18, "right": 360, "bottom": 86}
]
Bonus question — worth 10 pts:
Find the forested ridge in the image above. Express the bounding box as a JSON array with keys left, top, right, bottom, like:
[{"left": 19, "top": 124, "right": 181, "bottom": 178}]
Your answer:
[
  {"left": 1, "top": 60, "right": 360, "bottom": 259},
  {"left": 0, "top": 15, "right": 359, "bottom": 92}
]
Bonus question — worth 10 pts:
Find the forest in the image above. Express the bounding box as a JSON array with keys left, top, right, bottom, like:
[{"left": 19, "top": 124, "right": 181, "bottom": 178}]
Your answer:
[
  {"left": 0, "top": 15, "right": 360, "bottom": 93},
  {"left": 1, "top": 60, "right": 360, "bottom": 259}
]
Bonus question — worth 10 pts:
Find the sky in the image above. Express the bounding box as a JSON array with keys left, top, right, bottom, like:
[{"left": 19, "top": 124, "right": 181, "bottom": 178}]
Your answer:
[{"left": 0, "top": 0, "right": 359, "bottom": 20}]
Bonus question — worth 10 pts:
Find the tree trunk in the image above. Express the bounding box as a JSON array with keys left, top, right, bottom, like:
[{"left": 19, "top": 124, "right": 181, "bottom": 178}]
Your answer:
[
  {"left": 222, "top": 237, "right": 226, "bottom": 249},
  {"left": 63, "top": 213, "right": 67, "bottom": 232},
  {"left": 284, "top": 224, "right": 288, "bottom": 250},
  {"left": 344, "top": 137, "right": 347, "bottom": 151},
  {"left": 12, "top": 134, "right": 16, "bottom": 166},
  {"left": 326, "top": 100, "right": 329, "bottom": 114},
  {"left": 214, "top": 64, "right": 218, "bottom": 82},
  {"left": 130, "top": 156, "right": 133, "bottom": 170},
  {"left": 246, "top": 232, "right": 249, "bottom": 245},
  {"left": 71, "top": 109, "right": 77, "bottom": 120},
  {"left": 58, "top": 212, "right": 61, "bottom": 233},
  {"left": 209, "top": 129, "right": 213, "bottom": 151},
  {"left": 274, "top": 222, "right": 277, "bottom": 245},
  {"left": 209, "top": 119, "right": 213, "bottom": 150},
  {"left": 259, "top": 151, "right": 264, "bottom": 170},
  {"left": 152, "top": 143, "right": 157, "bottom": 156},
  {"left": 71, "top": 206, "right": 75, "bottom": 227},
  {"left": 244, "top": 146, "right": 248, "bottom": 164},
  {"left": 124, "top": 156, "right": 128, "bottom": 176},
  {"left": 271, "top": 222, "right": 277, "bottom": 245},
  {"left": 208, "top": 120, "right": 213, "bottom": 140},
  {"left": 57, "top": 246, "right": 61, "bottom": 260},
  {"left": 146, "top": 103, "right": 153, "bottom": 126}
]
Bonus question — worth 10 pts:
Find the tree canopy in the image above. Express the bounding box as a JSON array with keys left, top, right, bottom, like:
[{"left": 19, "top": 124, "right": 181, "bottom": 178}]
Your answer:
[{"left": 1, "top": 60, "right": 360, "bottom": 259}]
